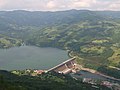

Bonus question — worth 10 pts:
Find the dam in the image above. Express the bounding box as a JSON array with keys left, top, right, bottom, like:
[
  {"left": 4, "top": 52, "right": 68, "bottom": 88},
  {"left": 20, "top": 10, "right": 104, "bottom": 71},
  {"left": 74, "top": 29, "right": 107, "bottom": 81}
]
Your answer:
[{"left": 47, "top": 57, "right": 77, "bottom": 74}]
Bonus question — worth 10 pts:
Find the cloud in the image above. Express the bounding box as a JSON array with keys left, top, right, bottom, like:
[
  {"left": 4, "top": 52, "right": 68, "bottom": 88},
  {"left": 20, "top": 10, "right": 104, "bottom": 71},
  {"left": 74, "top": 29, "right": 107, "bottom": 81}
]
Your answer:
[
  {"left": 0, "top": 0, "right": 7, "bottom": 7},
  {"left": 46, "top": 1, "right": 57, "bottom": 9},
  {"left": 0, "top": 0, "right": 120, "bottom": 11},
  {"left": 107, "top": 1, "right": 120, "bottom": 10},
  {"left": 69, "top": 0, "right": 90, "bottom": 8}
]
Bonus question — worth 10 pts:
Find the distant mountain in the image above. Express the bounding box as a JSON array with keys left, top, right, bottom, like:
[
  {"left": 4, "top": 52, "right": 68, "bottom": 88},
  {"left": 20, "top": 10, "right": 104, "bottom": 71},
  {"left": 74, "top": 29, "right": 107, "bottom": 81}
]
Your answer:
[
  {"left": 95, "top": 11, "right": 120, "bottom": 19},
  {"left": 1, "top": 9, "right": 119, "bottom": 37},
  {"left": 0, "top": 10, "right": 117, "bottom": 27}
]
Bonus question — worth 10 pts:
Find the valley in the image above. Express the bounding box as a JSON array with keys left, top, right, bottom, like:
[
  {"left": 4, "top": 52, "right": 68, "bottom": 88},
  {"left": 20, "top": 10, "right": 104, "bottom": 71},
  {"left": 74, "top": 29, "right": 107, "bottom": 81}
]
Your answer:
[
  {"left": 1, "top": 10, "right": 120, "bottom": 78},
  {"left": 1, "top": 10, "right": 120, "bottom": 90}
]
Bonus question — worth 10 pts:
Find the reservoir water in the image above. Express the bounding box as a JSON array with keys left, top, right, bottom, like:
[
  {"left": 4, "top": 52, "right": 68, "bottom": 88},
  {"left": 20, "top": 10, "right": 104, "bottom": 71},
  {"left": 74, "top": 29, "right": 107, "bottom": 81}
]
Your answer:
[{"left": 0, "top": 46, "right": 69, "bottom": 70}]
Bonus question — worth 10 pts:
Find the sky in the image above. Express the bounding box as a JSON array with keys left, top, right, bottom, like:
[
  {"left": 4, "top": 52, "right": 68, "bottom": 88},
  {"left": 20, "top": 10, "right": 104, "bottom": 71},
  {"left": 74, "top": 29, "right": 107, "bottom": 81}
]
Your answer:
[{"left": 0, "top": 0, "right": 120, "bottom": 11}]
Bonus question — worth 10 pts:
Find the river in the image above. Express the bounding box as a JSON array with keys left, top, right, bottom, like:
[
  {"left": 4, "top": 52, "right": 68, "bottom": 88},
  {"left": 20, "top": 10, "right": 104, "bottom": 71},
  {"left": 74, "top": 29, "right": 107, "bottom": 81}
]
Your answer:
[
  {"left": 71, "top": 70, "right": 107, "bottom": 80},
  {"left": 0, "top": 46, "right": 69, "bottom": 70}
]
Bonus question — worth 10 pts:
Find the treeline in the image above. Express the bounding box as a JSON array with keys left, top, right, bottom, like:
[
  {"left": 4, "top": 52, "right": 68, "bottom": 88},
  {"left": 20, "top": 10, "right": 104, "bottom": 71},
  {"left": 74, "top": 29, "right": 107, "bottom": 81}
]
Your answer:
[
  {"left": 0, "top": 70, "right": 110, "bottom": 90},
  {"left": 0, "top": 75, "right": 26, "bottom": 90}
]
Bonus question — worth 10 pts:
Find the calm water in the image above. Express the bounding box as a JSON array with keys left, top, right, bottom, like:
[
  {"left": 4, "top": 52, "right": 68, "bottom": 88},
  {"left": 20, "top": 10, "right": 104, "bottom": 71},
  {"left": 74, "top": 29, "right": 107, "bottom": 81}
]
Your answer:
[
  {"left": 70, "top": 70, "right": 120, "bottom": 83},
  {"left": 71, "top": 70, "right": 106, "bottom": 80},
  {"left": 0, "top": 46, "right": 69, "bottom": 70}
]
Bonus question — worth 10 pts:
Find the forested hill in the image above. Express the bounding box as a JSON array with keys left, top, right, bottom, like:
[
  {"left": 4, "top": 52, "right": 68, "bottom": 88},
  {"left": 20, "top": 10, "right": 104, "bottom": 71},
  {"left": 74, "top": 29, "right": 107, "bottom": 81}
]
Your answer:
[
  {"left": 1, "top": 10, "right": 120, "bottom": 78},
  {"left": 1, "top": 10, "right": 120, "bottom": 38},
  {"left": 0, "top": 70, "right": 110, "bottom": 90},
  {"left": 0, "top": 10, "right": 120, "bottom": 27}
]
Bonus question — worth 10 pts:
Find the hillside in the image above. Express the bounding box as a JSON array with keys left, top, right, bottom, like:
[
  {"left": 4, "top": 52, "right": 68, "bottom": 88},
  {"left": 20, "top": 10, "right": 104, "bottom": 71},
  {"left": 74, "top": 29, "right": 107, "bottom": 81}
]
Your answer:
[
  {"left": 0, "top": 70, "right": 110, "bottom": 90},
  {"left": 25, "top": 20, "right": 120, "bottom": 78},
  {"left": 1, "top": 10, "right": 120, "bottom": 78},
  {"left": 0, "top": 34, "right": 22, "bottom": 48}
]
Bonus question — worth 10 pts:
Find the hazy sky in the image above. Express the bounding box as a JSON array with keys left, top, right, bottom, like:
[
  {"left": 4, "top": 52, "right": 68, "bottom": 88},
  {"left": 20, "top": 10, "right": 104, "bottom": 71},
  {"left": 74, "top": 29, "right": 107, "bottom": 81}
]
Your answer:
[{"left": 0, "top": 0, "right": 120, "bottom": 11}]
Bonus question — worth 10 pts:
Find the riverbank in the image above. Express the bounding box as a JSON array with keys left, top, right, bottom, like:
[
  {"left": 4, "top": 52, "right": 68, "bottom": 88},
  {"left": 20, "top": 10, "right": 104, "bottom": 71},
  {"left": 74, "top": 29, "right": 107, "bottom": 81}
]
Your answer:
[{"left": 74, "top": 64, "right": 120, "bottom": 83}]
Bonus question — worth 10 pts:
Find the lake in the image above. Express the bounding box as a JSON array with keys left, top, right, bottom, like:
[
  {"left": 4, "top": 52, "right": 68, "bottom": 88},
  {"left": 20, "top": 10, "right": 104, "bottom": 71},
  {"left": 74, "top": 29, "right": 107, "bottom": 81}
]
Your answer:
[{"left": 0, "top": 46, "right": 69, "bottom": 70}]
